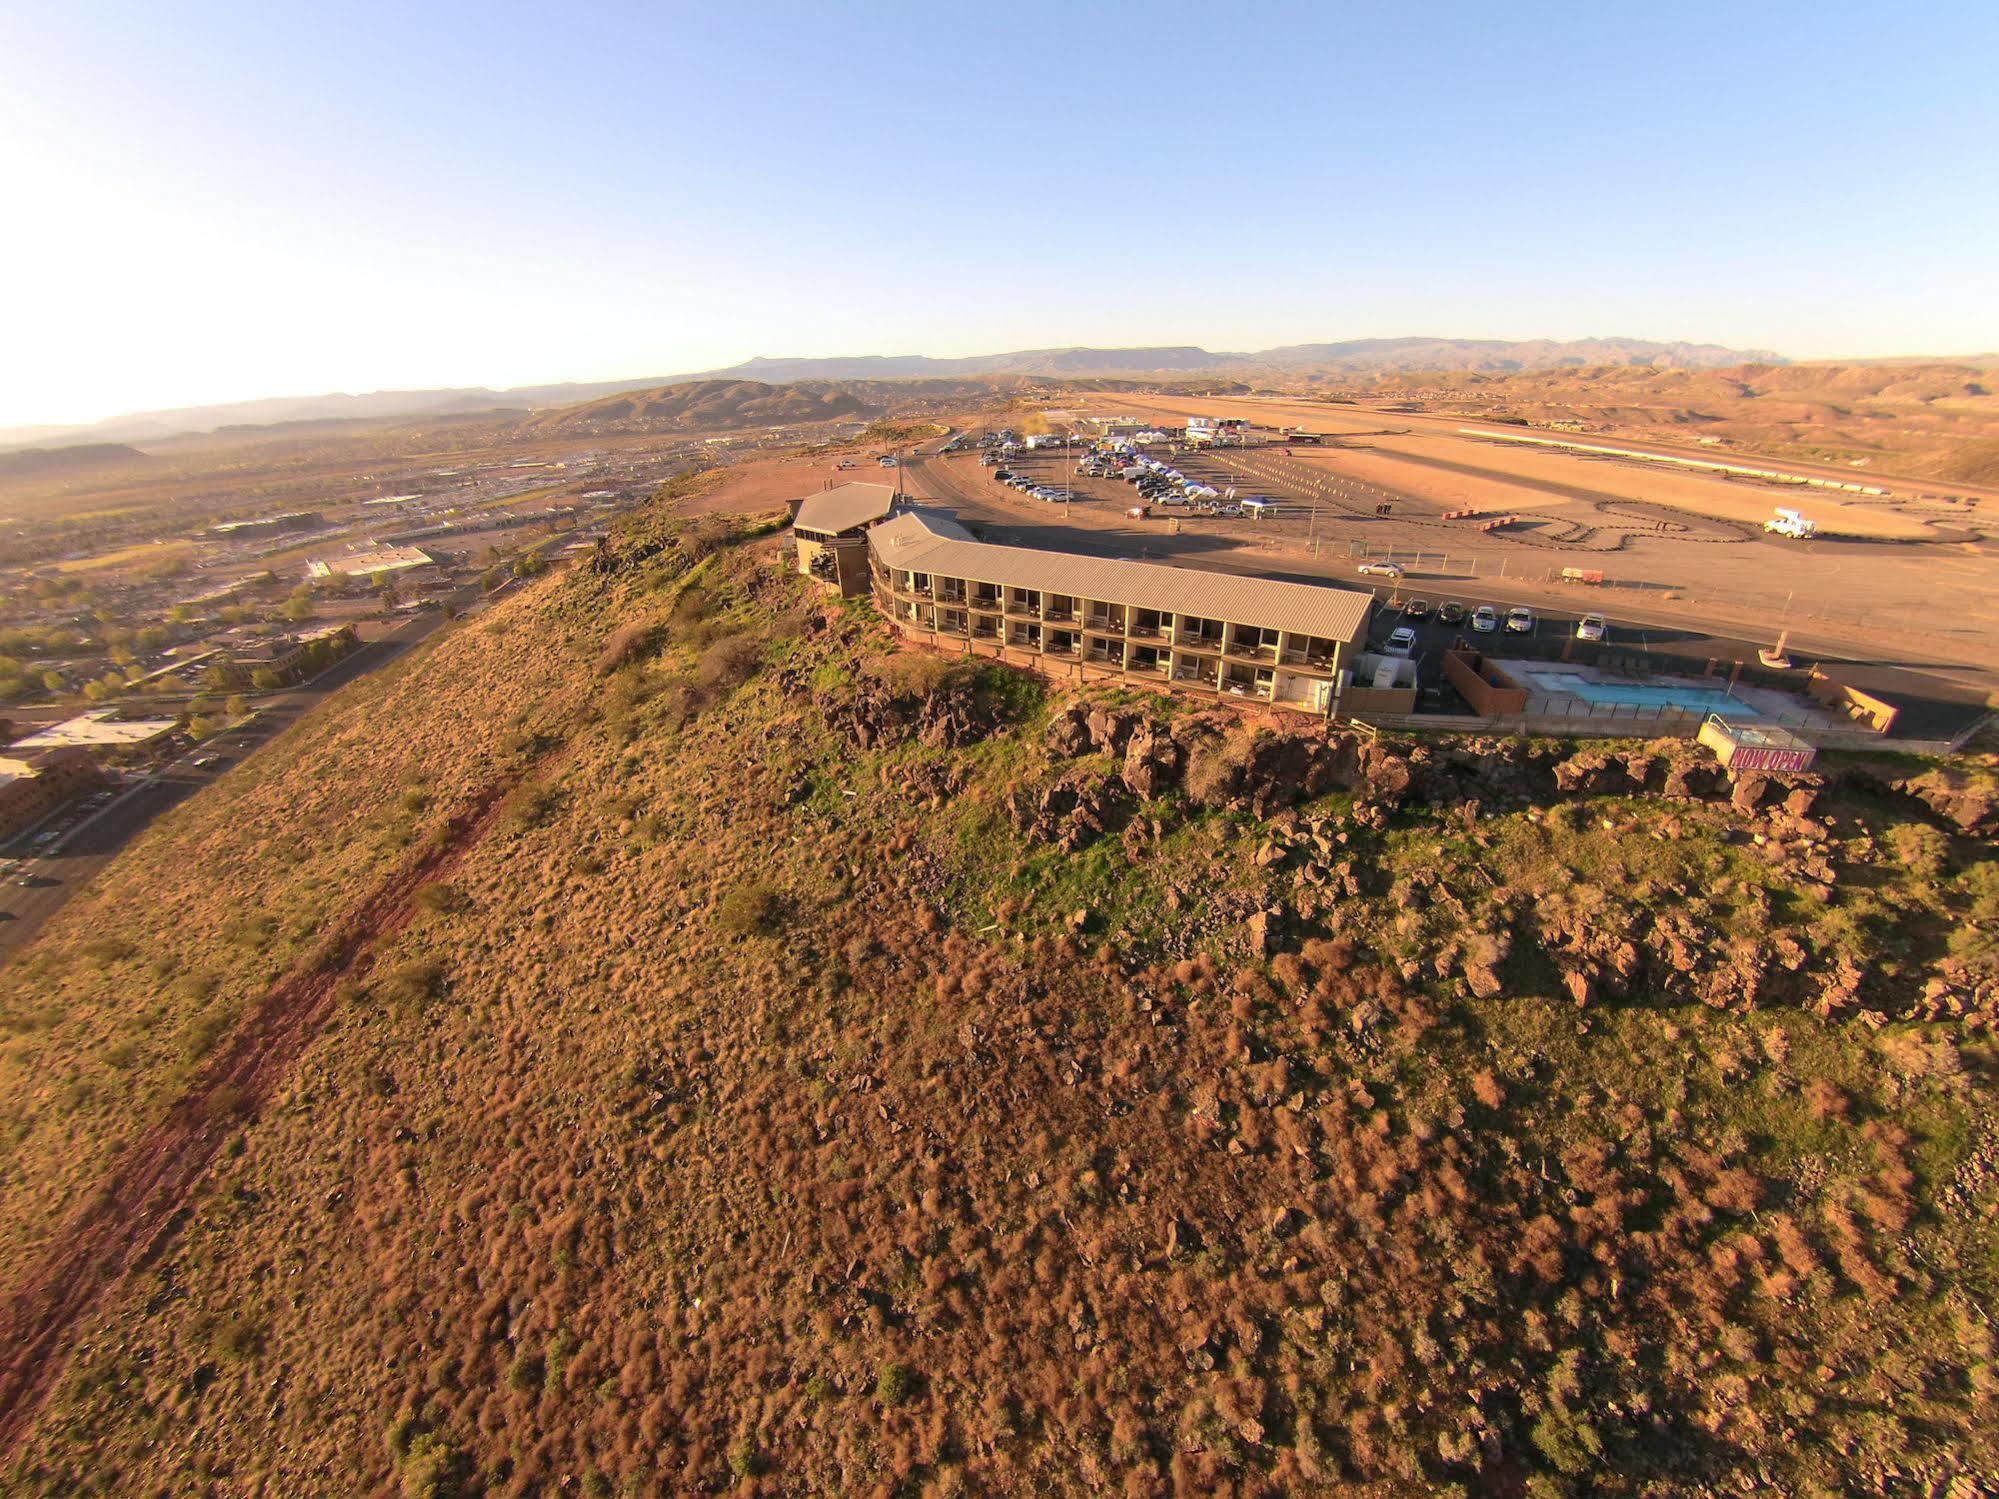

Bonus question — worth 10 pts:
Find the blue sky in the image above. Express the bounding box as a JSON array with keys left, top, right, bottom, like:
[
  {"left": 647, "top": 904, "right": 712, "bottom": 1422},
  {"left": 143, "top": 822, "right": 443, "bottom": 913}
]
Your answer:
[{"left": 2, "top": 0, "right": 1994, "bottom": 427}]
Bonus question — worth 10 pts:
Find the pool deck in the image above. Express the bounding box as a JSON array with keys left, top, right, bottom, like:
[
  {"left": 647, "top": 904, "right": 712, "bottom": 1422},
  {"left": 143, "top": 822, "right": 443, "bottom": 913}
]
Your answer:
[{"left": 1507, "top": 661, "right": 1846, "bottom": 732}]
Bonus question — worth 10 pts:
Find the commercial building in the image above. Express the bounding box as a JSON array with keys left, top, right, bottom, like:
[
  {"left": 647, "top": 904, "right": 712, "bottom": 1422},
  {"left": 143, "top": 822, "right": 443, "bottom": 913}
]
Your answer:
[
  {"left": 211, "top": 511, "right": 324, "bottom": 539},
  {"left": 0, "top": 747, "right": 106, "bottom": 842},
  {"left": 4, "top": 710, "right": 178, "bottom": 759},
  {"left": 789, "top": 482, "right": 899, "bottom": 596},
  {"left": 867, "top": 507, "right": 1372, "bottom": 713},
  {"left": 305, "top": 543, "right": 436, "bottom": 581},
  {"left": 212, "top": 622, "right": 361, "bottom": 686}
]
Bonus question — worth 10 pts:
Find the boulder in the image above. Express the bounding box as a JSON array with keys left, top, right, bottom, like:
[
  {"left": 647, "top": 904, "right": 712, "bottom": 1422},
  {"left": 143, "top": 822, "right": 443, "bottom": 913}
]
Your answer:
[
  {"left": 1553, "top": 749, "right": 1618, "bottom": 795},
  {"left": 1121, "top": 722, "right": 1185, "bottom": 799},
  {"left": 1783, "top": 783, "right": 1823, "bottom": 819},
  {"left": 1731, "top": 772, "right": 1772, "bottom": 814},
  {"left": 1085, "top": 704, "right": 1141, "bottom": 756},
  {"left": 1562, "top": 966, "right": 1596, "bottom": 1007},
  {"left": 1248, "top": 906, "right": 1285, "bottom": 957},
  {"left": 1045, "top": 704, "right": 1092, "bottom": 758}
]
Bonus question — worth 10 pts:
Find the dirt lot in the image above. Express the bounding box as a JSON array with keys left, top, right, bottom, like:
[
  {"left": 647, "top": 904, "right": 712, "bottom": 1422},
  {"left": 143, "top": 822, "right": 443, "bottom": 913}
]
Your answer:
[
  {"left": 675, "top": 451, "right": 885, "bottom": 518},
  {"left": 1322, "top": 435, "right": 1943, "bottom": 540},
  {"left": 1091, "top": 389, "right": 1999, "bottom": 506}
]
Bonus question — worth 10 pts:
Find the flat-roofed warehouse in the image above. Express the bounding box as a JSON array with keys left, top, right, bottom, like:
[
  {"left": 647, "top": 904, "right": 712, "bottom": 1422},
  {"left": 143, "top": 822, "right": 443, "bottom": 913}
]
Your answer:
[
  {"left": 868, "top": 508, "right": 1372, "bottom": 712},
  {"left": 789, "top": 482, "right": 899, "bottom": 595}
]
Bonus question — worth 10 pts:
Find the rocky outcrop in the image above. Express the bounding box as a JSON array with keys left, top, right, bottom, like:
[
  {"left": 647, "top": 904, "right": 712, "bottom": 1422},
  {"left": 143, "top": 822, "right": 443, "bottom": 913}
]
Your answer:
[
  {"left": 1877, "top": 766, "right": 1997, "bottom": 838},
  {"left": 808, "top": 672, "right": 1014, "bottom": 751},
  {"left": 1007, "top": 770, "right": 1130, "bottom": 851},
  {"left": 1038, "top": 698, "right": 1825, "bottom": 830}
]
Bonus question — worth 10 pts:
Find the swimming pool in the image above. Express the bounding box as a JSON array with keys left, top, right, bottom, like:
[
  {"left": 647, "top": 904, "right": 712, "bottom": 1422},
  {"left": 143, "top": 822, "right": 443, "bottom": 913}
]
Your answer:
[{"left": 1527, "top": 671, "right": 1759, "bottom": 717}]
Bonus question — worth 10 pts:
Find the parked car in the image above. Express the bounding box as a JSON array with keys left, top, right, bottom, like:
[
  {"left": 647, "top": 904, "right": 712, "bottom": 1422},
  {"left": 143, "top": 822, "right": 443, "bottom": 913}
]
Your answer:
[
  {"left": 1470, "top": 605, "right": 1499, "bottom": 633},
  {"left": 1126, "top": 505, "right": 1150, "bottom": 519},
  {"left": 1384, "top": 626, "right": 1419, "bottom": 656},
  {"left": 1506, "top": 606, "right": 1536, "bottom": 635},
  {"left": 1357, "top": 561, "right": 1405, "bottom": 579},
  {"left": 1401, "top": 597, "right": 1431, "bottom": 620},
  {"left": 1437, "top": 600, "right": 1467, "bottom": 626},
  {"left": 1575, "top": 613, "right": 1609, "bottom": 642}
]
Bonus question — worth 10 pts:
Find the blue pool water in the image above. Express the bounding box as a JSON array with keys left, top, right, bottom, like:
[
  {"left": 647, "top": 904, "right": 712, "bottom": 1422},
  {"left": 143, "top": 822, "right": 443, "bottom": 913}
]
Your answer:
[{"left": 1532, "top": 672, "right": 1758, "bottom": 717}]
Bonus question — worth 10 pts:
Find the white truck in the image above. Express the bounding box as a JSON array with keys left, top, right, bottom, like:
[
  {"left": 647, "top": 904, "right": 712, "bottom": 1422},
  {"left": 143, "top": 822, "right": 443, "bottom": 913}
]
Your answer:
[{"left": 1765, "top": 507, "right": 1817, "bottom": 539}]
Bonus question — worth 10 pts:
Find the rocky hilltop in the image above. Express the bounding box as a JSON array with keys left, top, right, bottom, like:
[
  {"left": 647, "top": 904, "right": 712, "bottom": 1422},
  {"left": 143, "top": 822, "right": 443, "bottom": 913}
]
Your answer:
[{"left": 0, "top": 502, "right": 1990, "bottom": 1494}]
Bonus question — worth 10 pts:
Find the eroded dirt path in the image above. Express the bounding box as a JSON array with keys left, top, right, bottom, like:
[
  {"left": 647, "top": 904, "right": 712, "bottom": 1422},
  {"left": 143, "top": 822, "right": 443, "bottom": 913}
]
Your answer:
[{"left": 0, "top": 768, "right": 533, "bottom": 1453}]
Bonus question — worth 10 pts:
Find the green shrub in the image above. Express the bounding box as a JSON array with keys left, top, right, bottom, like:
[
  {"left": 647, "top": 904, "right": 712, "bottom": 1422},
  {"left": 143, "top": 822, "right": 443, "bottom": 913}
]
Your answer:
[
  {"left": 595, "top": 618, "right": 664, "bottom": 676},
  {"left": 504, "top": 783, "right": 562, "bottom": 832},
  {"left": 412, "top": 882, "right": 469, "bottom": 915},
  {"left": 876, "top": 653, "right": 965, "bottom": 700},
  {"left": 695, "top": 634, "right": 761, "bottom": 693},
  {"left": 1886, "top": 822, "right": 1950, "bottom": 881},
  {"left": 183, "top": 1008, "right": 235, "bottom": 1061},
  {"left": 873, "top": 1360, "right": 911, "bottom": 1407},
  {"left": 378, "top": 959, "right": 448, "bottom": 1015},
  {"left": 717, "top": 881, "right": 787, "bottom": 937},
  {"left": 79, "top": 936, "right": 137, "bottom": 966}
]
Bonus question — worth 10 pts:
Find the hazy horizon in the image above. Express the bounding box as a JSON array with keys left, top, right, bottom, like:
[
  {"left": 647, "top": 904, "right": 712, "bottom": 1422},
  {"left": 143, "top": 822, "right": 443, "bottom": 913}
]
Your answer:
[{"left": 3, "top": 0, "right": 1994, "bottom": 430}]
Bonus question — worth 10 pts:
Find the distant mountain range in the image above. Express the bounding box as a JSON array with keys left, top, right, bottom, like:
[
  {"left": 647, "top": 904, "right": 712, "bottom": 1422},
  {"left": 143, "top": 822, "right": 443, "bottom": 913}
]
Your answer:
[
  {"left": 0, "top": 336, "right": 1787, "bottom": 452},
  {"left": 711, "top": 337, "right": 1784, "bottom": 383}
]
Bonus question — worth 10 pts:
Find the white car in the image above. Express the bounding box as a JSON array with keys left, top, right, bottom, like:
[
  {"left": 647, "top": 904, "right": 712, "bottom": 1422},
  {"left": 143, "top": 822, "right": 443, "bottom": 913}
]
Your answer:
[
  {"left": 1505, "top": 606, "right": 1536, "bottom": 634},
  {"left": 1470, "top": 605, "right": 1499, "bottom": 633},
  {"left": 1357, "top": 561, "right": 1405, "bottom": 579},
  {"left": 1575, "top": 613, "right": 1609, "bottom": 643},
  {"left": 1384, "top": 626, "right": 1419, "bottom": 657}
]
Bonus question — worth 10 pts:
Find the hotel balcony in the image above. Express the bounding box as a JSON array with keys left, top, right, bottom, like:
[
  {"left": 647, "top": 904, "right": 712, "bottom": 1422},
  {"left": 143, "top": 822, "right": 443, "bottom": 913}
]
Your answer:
[
  {"left": 1173, "top": 658, "right": 1221, "bottom": 688},
  {"left": 1279, "top": 648, "right": 1338, "bottom": 672}
]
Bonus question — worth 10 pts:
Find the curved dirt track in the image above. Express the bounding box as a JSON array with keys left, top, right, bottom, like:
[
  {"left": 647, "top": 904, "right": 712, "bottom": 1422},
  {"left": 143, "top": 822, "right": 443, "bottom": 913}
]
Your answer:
[{"left": 0, "top": 769, "right": 531, "bottom": 1454}]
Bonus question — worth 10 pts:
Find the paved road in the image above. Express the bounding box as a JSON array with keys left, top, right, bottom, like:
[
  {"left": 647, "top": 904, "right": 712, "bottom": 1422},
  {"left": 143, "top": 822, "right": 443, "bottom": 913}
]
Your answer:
[{"left": 0, "top": 607, "right": 457, "bottom": 960}]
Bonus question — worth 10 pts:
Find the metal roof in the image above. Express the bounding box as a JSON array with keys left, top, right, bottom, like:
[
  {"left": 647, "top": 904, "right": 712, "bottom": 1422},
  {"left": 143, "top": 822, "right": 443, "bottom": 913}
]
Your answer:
[
  {"left": 871, "top": 511, "right": 1371, "bottom": 644},
  {"left": 868, "top": 507, "right": 976, "bottom": 547},
  {"left": 791, "top": 483, "right": 899, "bottom": 536}
]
